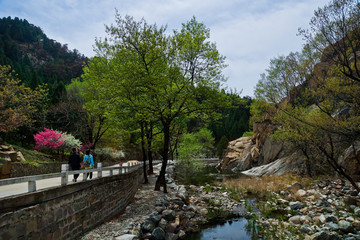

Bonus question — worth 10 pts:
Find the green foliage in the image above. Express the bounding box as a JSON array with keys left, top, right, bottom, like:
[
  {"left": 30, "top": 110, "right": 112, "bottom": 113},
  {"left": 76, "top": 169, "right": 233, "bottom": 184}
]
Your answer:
[
  {"left": 252, "top": 0, "right": 360, "bottom": 189},
  {"left": 82, "top": 14, "right": 228, "bottom": 187},
  {"left": 0, "top": 17, "right": 87, "bottom": 103},
  {"left": 249, "top": 99, "right": 274, "bottom": 124},
  {"left": 216, "top": 135, "right": 228, "bottom": 159},
  {"left": 0, "top": 65, "right": 48, "bottom": 133},
  {"left": 242, "top": 131, "right": 254, "bottom": 137},
  {"left": 93, "top": 147, "right": 125, "bottom": 162},
  {"left": 209, "top": 93, "right": 251, "bottom": 142},
  {"left": 175, "top": 128, "right": 215, "bottom": 184},
  {"left": 12, "top": 144, "right": 54, "bottom": 163}
]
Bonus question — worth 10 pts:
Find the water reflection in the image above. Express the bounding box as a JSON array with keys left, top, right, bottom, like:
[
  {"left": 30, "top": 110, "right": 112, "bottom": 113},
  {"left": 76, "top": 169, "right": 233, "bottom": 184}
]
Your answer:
[{"left": 184, "top": 218, "right": 252, "bottom": 240}]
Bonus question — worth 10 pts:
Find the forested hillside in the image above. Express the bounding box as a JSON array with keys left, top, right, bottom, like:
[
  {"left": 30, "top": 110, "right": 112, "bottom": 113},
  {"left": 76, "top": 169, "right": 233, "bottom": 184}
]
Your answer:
[
  {"left": 0, "top": 16, "right": 251, "bottom": 165},
  {"left": 0, "top": 17, "right": 87, "bottom": 102}
]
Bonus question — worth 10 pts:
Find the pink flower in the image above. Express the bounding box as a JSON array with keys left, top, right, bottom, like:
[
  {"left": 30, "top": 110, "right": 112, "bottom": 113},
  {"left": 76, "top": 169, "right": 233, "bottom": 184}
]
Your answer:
[{"left": 33, "top": 128, "right": 65, "bottom": 150}]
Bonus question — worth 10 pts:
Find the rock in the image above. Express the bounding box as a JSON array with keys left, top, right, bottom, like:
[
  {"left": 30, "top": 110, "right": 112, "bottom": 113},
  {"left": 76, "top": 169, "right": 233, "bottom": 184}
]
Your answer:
[
  {"left": 156, "top": 198, "right": 170, "bottom": 207},
  {"left": 241, "top": 151, "right": 307, "bottom": 177},
  {"left": 199, "top": 208, "right": 208, "bottom": 216},
  {"left": 300, "top": 224, "right": 312, "bottom": 234},
  {"left": 290, "top": 182, "right": 303, "bottom": 192},
  {"left": 176, "top": 186, "right": 188, "bottom": 204},
  {"left": 338, "top": 220, "right": 354, "bottom": 233},
  {"left": 166, "top": 222, "right": 178, "bottom": 233},
  {"left": 354, "top": 207, "right": 360, "bottom": 215},
  {"left": 345, "top": 196, "right": 358, "bottom": 206},
  {"left": 178, "top": 230, "right": 185, "bottom": 239},
  {"left": 150, "top": 215, "right": 161, "bottom": 225},
  {"left": 0, "top": 156, "right": 12, "bottom": 179},
  {"left": 16, "top": 151, "right": 26, "bottom": 162},
  {"left": 276, "top": 199, "right": 289, "bottom": 205},
  {"left": 309, "top": 231, "right": 329, "bottom": 240},
  {"left": 319, "top": 214, "right": 326, "bottom": 224},
  {"left": 250, "top": 147, "right": 260, "bottom": 161},
  {"left": 325, "top": 215, "right": 338, "bottom": 223},
  {"left": 325, "top": 222, "right": 339, "bottom": 231},
  {"left": 166, "top": 233, "right": 178, "bottom": 240},
  {"left": 296, "top": 189, "right": 307, "bottom": 197},
  {"left": 308, "top": 231, "right": 340, "bottom": 240},
  {"left": 158, "top": 218, "right": 167, "bottom": 230},
  {"left": 338, "top": 141, "right": 360, "bottom": 176},
  {"left": 141, "top": 220, "right": 156, "bottom": 234},
  {"left": 115, "top": 234, "right": 138, "bottom": 240},
  {"left": 217, "top": 136, "right": 254, "bottom": 172},
  {"left": 289, "top": 201, "right": 305, "bottom": 210},
  {"left": 300, "top": 215, "right": 312, "bottom": 224},
  {"left": 162, "top": 210, "right": 176, "bottom": 221},
  {"left": 185, "top": 211, "right": 195, "bottom": 219},
  {"left": 261, "top": 136, "right": 284, "bottom": 165},
  {"left": 289, "top": 215, "right": 301, "bottom": 224},
  {"left": 151, "top": 227, "right": 166, "bottom": 240},
  {"left": 172, "top": 200, "right": 185, "bottom": 209}
]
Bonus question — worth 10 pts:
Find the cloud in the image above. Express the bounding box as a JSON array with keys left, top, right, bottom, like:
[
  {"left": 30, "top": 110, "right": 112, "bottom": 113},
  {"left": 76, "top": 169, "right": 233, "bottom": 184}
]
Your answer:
[{"left": 0, "top": 0, "right": 330, "bottom": 96}]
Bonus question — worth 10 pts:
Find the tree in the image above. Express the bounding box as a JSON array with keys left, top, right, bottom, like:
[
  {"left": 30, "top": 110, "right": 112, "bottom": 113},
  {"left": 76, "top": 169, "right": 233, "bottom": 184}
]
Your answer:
[
  {"left": 175, "top": 128, "right": 215, "bottom": 184},
  {"left": 68, "top": 77, "right": 110, "bottom": 150},
  {"left": 299, "top": 0, "right": 360, "bottom": 82},
  {"left": 33, "top": 128, "right": 64, "bottom": 151},
  {"left": 254, "top": 0, "right": 360, "bottom": 190},
  {"left": 0, "top": 65, "right": 47, "bottom": 133},
  {"left": 84, "top": 14, "right": 227, "bottom": 192}
]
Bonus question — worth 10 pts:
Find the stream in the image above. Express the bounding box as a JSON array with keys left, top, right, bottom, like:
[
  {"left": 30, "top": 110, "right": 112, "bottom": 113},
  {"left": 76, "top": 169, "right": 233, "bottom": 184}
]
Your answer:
[
  {"left": 184, "top": 218, "right": 253, "bottom": 240},
  {"left": 182, "top": 165, "right": 256, "bottom": 240}
]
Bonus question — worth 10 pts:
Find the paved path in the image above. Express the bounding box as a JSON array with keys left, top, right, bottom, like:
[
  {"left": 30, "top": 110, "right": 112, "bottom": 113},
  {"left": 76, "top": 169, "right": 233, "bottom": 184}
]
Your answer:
[{"left": 0, "top": 167, "right": 126, "bottom": 199}]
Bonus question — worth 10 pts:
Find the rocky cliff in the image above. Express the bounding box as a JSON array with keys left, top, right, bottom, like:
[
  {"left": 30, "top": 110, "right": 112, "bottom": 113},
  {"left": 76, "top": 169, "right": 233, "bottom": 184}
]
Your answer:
[
  {"left": 217, "top": 120, "right": 296, "bottom": 175},
  {"left": 218, "top": 120, "right": 359, "bottom": 178}
]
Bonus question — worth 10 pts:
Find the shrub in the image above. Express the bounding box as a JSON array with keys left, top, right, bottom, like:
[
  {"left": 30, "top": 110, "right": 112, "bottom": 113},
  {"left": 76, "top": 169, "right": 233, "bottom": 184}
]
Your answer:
[
  {"left": 33, "top": 128, "right": 64, "bottom": 151},
  {"left": 93, "top": 147, "right": 125, "bottom": 162}
]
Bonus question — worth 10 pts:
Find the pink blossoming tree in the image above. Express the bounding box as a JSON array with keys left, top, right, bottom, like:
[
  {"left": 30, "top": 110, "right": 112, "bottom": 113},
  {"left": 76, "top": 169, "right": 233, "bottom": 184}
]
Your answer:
[{"left": 33, "top": 128, "right": 65, "bottom": 151}]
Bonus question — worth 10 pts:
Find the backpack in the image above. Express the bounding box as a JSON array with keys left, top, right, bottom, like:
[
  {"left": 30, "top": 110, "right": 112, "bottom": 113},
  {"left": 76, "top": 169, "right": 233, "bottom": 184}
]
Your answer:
[{"left": 83, "top": 155, "right": 90, "bottom": 169}]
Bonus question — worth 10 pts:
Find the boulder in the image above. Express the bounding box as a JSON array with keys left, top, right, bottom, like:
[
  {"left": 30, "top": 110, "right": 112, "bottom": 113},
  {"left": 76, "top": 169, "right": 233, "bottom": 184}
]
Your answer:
[
  {"left": 141, "top": 220, "right": 156, "bottom": 234},
  {"left": 17, "top": 152, "right": 26, "bottom": 162},
  {"left": 0, "top": 156, "right": 12, "bottom": 179},
  {"left": 241, "top": 150, "right": 307, "bottom": 177},
  {"left": 151, "top": 227, "right": 166, "bottom": 240},
  {"left": 115, "top": 234, "right": 137, "bottom": 240},
  {"left": 338, "top": 141, "right": 360, "bottom": 179},
  {"left": 217, "top": 136, "right": 255, "bottom": 172},
  {"left": 338, "top": 220, "right": 354, "bottom": 233}
]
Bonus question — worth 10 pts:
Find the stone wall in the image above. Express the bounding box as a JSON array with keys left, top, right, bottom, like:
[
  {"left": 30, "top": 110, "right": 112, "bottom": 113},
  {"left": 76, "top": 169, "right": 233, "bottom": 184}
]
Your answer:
[{"left": 0, "top": 167, "right": 143, "bottom": 240}]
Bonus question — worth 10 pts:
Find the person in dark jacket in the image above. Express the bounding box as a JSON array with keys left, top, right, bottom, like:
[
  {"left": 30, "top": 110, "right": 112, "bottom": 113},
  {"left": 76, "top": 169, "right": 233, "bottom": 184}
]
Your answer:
[{"left": 68, "top": 148, "right": 81, "bottom": 182}]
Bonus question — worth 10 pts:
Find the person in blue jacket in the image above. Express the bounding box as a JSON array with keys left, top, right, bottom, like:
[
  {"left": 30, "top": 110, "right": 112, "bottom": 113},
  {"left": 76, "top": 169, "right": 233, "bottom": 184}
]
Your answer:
[{"left": 83, "top": 149, "right": 94, "bottom": 179}]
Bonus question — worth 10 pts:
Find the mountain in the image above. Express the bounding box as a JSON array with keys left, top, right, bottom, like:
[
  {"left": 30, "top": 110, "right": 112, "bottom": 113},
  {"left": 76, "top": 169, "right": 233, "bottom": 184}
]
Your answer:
[{"left": 0, "top": 16, "right": 88, "bottom": 101}]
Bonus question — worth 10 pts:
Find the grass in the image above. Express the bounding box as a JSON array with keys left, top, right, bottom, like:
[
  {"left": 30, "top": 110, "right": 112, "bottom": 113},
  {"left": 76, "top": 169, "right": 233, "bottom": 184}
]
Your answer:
[
  {"left": 220, "top": 174, "right": 314, "bottom": 200},
  {"left": 218, "top": 174, "right": 319, "bottom": 240},
  {"left": 12, "top": 145, "right": 55, "bottom": 165}
]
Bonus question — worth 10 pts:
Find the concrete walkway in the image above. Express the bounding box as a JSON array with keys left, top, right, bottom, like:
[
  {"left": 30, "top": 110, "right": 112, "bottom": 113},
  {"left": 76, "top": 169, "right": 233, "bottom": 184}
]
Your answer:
[{"left": 0, "top": 167, "right": 125, "bottom": 199}]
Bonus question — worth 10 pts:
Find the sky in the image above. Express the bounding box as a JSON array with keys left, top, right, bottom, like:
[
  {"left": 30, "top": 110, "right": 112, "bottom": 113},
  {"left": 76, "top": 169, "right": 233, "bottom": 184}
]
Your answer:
[{"left": 0, "top": 0, "right": 330, "bottom": 97}]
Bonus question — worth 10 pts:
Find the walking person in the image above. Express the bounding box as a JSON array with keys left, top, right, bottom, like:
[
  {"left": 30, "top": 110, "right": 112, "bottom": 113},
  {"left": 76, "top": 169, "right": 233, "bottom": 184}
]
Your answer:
[
  {"left": 68, "top": 148, "right": 81, "bottom": 182},
  {"left": 83, "top": 149, "right": 94, "bottom": 179}
]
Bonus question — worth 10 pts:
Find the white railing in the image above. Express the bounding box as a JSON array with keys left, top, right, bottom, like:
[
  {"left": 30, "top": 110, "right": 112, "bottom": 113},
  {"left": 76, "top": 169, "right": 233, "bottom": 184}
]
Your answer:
[{"left": 0, "top": 162, "right": 141, "bottom": 193}]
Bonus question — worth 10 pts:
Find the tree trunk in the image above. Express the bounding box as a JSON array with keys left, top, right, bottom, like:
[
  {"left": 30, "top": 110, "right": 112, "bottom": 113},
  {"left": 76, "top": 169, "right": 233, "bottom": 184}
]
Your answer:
[
  {"left": 301, "top": 148, "right": 312, "bottom": 177},
  {"left": 155, "top": 122, "right": 169, "bottom": 193},
  {"left": 146, "top": 123, "right": 154, "bottom": 174},
  {"left": 141, "top": 123, "right": 148, "bottom": 184}
]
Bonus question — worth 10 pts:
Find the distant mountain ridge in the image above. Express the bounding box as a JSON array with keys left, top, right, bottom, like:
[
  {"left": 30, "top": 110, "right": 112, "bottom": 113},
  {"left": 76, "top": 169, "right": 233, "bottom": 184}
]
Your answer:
[{"left": 0, "top": 16, "right": 88, "bottom": 101}]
